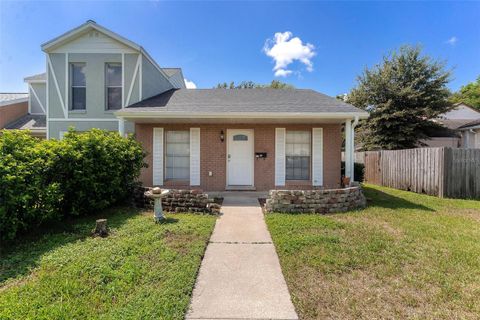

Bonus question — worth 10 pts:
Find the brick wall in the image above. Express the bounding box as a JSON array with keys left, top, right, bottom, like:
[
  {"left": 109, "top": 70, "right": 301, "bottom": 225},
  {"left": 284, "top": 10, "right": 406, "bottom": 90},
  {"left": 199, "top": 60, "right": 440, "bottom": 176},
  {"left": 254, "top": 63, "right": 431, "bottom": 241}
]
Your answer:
[
  {"left": 135, "top": 123, "right": 342, "bottom": 191},
  {"left": 0, "top": 101, "right": 28, "bottom": 129}
]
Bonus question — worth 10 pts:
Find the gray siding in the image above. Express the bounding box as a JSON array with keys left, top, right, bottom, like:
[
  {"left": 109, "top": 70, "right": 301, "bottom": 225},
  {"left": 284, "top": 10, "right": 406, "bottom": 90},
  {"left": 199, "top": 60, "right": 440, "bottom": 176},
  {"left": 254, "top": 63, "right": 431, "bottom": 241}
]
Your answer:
[
  {"left": 141, "top": 56, "right": 173, "bottom": 99},
  {"left": 168, "top": 71, "right": 186, "bottom": 89},
  {"left": 124, "top": 53, "right": 140, "bottom": 105},
  {"left": 48, "top": 120, "right": 135, "bottom": 139},
  {"left": 29, "top": 83, "right": 46, "bottom": 114}
]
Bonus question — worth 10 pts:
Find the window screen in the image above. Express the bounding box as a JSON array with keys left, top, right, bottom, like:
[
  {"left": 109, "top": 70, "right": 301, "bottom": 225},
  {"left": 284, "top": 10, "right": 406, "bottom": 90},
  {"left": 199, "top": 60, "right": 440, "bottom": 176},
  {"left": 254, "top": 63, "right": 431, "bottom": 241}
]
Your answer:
[
  {"left": 106, "top": 63, "right": 122, "bottom": 110},
  {"left": 165, "top": 131, "right": 190, "bottom": 180},
  {"left": 285, "top": 131, "right": 311, "bottom": 180},
  {"left": 71, "top": 63, "right": 86, "bottom": 110}
]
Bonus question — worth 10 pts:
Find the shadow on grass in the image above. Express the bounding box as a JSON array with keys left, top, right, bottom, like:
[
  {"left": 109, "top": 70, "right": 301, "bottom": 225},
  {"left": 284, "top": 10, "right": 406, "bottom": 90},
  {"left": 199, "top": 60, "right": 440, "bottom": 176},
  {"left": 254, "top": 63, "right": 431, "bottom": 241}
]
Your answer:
[
  {"left": 363, "top": 186, "right": 434, "bottom": 212},
  {"left": 157, "top": 217, "right": 179, "bottom": 224},
  {"left": 0, "top": 206, "right": 139, "bottom": 285}
]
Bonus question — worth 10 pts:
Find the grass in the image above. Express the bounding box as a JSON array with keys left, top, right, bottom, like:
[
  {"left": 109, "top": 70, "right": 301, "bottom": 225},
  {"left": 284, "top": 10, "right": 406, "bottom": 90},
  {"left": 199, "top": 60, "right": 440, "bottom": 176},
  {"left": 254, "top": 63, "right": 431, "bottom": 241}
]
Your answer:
[
  {"left": 0, "top": 207, "right": 216, "bottom": 320},
  {"left": 266, "top": 184, "right": 480, "bottom": 320}
]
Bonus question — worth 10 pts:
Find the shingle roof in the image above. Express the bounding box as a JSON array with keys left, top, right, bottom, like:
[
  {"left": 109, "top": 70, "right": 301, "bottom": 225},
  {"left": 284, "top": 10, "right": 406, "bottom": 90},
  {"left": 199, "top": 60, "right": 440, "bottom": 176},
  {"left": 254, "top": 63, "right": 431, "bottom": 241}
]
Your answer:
[
  {"left": 124, "top": 88, "right": 365, "bottom": 114},
  {"left": 5, "top": 114, "right": 46, "bottom": 131},
  {"left": 458, "top": 119, "right": 480, "bottom": 129},
  {"left": 0, "top": 93, "right": 28, "bottom": 106},
  {"left": 162, "top": 68, "right": 182, "bottom": 78},
  {"left": 24, "top": 73, "right": 46, "bottom": 82},
  {"left": 434, "top": 119, "right": 475, "bottom": 130}
]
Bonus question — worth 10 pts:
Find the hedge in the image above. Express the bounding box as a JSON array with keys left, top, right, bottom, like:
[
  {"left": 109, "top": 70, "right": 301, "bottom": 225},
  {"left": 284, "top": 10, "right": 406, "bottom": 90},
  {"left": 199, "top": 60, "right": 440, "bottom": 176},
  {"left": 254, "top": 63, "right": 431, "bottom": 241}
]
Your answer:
[{"left": 0, "top": 129, "right": 146, "bottom": 241}]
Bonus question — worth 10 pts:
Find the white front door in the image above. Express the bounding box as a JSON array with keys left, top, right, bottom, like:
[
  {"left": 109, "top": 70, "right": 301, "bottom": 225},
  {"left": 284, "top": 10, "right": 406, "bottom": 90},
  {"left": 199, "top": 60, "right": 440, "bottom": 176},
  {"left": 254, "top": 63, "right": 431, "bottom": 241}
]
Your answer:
[{"left": 227, "top": 129, "right": 254, "bottom": 186}]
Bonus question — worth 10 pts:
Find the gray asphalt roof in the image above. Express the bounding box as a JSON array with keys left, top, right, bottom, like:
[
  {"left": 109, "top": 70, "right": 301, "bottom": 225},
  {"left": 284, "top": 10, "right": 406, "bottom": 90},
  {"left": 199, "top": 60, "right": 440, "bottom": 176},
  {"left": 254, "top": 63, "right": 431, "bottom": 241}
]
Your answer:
[
  {"left": 5, "top": 114, "right": 46, "bottom": 130},
  {"left": 434, "top": 119, "right": 475, "bottom": 130},
  {"left": 458, "top": 119, "right": 480, "bottom": 129},
  {"left": 0, "top": 93, "right": 28, "bottom": 104},
  {"left": 124, "top": 88, "right": 365, "bottom": 114},
  {"left": 24, "top": 73, "right": 46, "bottom": 81}
]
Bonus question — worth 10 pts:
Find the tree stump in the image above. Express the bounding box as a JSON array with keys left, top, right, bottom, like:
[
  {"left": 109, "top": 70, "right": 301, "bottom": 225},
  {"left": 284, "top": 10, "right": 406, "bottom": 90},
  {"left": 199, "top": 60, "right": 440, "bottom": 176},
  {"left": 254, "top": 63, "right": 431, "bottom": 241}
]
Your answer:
[{"left": 94, "top": 219, "right": 108, "bottom": 237}]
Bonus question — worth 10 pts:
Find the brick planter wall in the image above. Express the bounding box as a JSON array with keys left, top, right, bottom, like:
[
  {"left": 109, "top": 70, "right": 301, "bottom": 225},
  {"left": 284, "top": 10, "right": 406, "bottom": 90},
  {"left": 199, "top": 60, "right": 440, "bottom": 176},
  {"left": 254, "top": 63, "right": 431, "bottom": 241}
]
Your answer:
[
  {"left": 134, "top": 187, "right": 221, "bottom": 214},
  {"left": 265, "top": 186, "right": 366, "bottom": 214}
]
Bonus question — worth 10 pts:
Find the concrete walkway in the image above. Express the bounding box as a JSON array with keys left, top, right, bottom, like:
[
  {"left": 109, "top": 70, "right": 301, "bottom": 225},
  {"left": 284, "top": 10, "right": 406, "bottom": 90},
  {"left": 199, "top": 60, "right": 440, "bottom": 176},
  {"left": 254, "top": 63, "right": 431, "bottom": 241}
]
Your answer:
[{"left": 186, "top": 192, "right": 298, "bottom": 320}]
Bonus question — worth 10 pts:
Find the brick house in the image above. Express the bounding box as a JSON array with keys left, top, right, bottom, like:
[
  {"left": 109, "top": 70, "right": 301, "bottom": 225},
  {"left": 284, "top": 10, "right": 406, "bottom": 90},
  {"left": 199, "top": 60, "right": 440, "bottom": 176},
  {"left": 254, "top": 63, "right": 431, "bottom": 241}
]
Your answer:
[
  {"left": 117, "top": 89, "right": 368, "bottom": 191},
  {"left": 18, "top": 20, "right": 368, "bottom": 191}
]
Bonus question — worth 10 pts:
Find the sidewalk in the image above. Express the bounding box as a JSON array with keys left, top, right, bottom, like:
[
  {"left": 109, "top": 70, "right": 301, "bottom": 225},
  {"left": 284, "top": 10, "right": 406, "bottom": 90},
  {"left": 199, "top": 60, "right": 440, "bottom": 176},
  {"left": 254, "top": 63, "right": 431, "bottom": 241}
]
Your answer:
[{"left": 186, "top": 193, "right": 298, "bottom": 320}]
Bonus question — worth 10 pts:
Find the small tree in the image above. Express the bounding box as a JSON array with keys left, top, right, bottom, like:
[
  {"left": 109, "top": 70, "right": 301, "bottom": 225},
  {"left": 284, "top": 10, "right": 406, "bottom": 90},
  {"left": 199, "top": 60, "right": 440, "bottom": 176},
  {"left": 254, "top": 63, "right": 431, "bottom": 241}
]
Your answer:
[
  {"left": 449, "top": 76, "right": 480, "bottom": 109},
  {"left": 348, "top": 46, "right": 452, "bottom": 150}
]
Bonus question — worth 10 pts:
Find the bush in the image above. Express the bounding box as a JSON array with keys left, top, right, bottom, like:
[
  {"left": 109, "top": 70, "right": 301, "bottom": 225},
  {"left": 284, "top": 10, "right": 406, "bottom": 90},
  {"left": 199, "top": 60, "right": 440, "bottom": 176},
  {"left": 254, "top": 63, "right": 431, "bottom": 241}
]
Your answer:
[
  {"left": 0, "top": 129, "right": 146, "bottom": 240},
  {"left": 341, "top": 161, "right": 365, "bottom": 183}
]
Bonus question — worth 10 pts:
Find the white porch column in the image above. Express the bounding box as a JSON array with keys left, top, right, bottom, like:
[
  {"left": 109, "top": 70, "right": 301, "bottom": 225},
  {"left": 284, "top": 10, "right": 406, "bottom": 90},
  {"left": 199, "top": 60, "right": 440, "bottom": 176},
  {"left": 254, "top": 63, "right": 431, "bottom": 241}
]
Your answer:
[
  {"left": 118, "top": 117, "right": 125, "bottom": 137},
  {"left": 345, "top": 120, "right": 352, "bottom": 180},
  {"left": 350, "top": 116, "right": 359, "bottom": 181}
]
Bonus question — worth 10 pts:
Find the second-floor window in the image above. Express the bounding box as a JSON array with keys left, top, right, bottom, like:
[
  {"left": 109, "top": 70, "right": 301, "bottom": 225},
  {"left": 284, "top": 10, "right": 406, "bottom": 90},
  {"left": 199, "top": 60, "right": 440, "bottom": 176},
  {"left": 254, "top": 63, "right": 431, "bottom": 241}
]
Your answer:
[
  {"left": 106, "top": 63, "right": 122, "bottom": 110},
  {"left": 71, "top": 63, "right": 86, "bottom": 110}
]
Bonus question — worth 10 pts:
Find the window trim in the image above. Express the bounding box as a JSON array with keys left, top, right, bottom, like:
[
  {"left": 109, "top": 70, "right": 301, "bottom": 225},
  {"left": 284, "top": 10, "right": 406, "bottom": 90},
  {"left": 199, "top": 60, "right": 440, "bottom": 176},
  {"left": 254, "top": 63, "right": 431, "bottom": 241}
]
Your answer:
[
  {"left": 105, "top": 62, "right": 123, "bottom": 111},
  {"left": 285, "top": 130, "right": 312, "bottom": 181},
  {"left": 70, "top": 62, "right": 86, "bottom": 110},
  {"left": 164, "top": 130, "right": 190, "bottom": 181}
]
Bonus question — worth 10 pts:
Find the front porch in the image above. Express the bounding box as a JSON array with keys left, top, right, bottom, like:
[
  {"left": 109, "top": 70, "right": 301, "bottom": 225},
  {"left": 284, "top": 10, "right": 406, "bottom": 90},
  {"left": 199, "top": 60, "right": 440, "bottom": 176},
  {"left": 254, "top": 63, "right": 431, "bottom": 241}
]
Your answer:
[{"left": 122, "top": 120, "right": 360, "bottom": 192}]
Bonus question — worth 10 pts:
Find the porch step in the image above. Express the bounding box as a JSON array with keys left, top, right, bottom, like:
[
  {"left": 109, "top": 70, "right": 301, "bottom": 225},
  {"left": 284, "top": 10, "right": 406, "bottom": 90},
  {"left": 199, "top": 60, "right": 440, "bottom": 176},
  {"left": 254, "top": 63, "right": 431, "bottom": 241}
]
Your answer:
[{"left": 225, "top": 185, "right": 257, "bottom": 191}]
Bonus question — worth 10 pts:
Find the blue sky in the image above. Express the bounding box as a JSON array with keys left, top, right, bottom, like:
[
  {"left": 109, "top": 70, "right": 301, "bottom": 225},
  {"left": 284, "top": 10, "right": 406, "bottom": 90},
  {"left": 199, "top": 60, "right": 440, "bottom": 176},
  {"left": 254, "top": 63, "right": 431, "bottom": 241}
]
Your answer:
[{"left": 1, "top": 1, "right": 479, "bottom": 96}]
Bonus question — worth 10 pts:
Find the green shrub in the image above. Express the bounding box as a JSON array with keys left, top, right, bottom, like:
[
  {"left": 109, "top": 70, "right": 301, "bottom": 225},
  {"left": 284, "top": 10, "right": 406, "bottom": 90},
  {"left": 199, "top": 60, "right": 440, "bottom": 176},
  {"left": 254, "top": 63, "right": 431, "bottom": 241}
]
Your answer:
[{"left": 0, "top": 129, "right": 146, "bottom": 240}]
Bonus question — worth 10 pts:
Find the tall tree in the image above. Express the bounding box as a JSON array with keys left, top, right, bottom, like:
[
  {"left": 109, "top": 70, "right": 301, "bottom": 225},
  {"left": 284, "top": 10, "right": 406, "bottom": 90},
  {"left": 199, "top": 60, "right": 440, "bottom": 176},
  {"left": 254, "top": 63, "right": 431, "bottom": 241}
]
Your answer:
[
  {"left": 449, "top": 76, "right": 480, "bottom": 109},
  {"left": 347, "top": 46, "right": 452, "bottom": 150},
  {"left": 214, "top": 80, "right": 294, "bottom": 89}
]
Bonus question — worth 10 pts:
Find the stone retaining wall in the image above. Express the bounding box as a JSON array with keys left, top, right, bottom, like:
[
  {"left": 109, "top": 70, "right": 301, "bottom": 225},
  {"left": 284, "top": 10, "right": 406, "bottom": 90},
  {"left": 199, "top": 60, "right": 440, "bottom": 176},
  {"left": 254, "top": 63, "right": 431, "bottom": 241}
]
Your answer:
[
  {"left": 265, "top": 186, "right": 366, "bottom": 214},
  {"left": 134, "top": 187, "right": 221, "bottom": 214}
]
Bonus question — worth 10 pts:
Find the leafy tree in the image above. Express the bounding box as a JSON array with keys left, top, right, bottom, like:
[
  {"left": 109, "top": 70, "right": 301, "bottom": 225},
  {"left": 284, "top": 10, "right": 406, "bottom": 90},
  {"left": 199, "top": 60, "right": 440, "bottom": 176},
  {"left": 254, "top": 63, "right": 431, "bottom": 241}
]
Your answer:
[
  {"left": 214, "top": 80, "right": 294, "bottom": 89},
  {"left": 347, "top": 45, "right": 452, "bottom": 150},
  {"left": 449, "top": 76, "right": 480, "bottom": 109}
]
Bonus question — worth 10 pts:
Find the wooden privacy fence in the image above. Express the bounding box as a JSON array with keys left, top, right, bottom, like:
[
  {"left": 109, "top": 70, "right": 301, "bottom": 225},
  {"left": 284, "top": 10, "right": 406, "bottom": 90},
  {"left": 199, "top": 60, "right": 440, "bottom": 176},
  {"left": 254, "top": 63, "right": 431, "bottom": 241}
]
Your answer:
[{"left": 363, "top": 148, "right": 480, "bottom": 199}]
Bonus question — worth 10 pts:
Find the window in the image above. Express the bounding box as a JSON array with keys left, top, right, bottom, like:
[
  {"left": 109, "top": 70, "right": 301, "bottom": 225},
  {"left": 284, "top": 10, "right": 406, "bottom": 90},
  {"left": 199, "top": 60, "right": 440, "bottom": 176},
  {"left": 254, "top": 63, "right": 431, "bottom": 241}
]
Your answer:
[
  {"left": 70, "top": 63, "right": 86, "bottom": 110},
  {"left": 105, "top": 63, "right": 122, "bottom": 110},
  {"left": 165, "top": 131, "right": 190, "bottom": 180},
  {"left": 286, "top": 131, "right": 311, "bottom": 180},
  {"left": 233, "top": 134, "right": 248, "bottom": 141}
]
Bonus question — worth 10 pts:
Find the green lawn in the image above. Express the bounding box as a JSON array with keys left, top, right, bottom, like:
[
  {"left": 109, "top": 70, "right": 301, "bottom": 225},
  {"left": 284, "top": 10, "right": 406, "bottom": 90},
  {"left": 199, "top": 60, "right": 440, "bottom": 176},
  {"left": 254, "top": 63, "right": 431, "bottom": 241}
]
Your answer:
[
  {"left": 0, "top": 208, "right": 216, "bottom": 320},
  {"left": 266, "top": 184, "right": 480, "bottom": 320}
]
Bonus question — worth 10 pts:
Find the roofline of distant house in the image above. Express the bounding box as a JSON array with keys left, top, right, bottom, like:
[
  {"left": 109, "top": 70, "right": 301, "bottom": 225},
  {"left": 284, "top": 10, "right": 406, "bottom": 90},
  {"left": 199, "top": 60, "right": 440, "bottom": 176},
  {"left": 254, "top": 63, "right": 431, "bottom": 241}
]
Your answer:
[
  {"left": 0, "top": 97, "right": 29, "bottom": 107},
  {"left": 453, "top": 102, "right": 480, "bottom": 113},
  {"left": 114, "top": 111, "right": 369, "bottom": 120}
]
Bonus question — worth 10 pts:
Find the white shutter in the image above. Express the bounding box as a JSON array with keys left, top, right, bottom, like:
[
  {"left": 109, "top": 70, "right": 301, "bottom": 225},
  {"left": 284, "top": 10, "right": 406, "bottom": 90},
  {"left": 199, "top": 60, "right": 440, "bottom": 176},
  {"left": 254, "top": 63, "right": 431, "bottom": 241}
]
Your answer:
[
  {"left": 312, "top": 128, "right": 324, "bottom": 186},
  {"left": 275, "top": 128, "right": 286, "bottom": 186},
  {"left": 190, "top": 128, "right": 201, "bottom": 186},
  {"left": 152, "top": 128, "right": 164, "bottom": 186}
]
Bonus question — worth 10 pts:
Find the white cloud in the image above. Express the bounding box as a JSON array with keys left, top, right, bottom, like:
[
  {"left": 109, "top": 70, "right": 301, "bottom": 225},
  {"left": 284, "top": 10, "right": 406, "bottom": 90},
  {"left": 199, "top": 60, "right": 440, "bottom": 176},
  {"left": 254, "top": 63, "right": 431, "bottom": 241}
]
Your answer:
[
  {"left": 274, "top": 69, "right": 293, "bottom": 77},
  {"left": 445, "top": 36, "right": 458, "bottom": 46},
  {"left": 184, "top": 79, "right": 197, "bottom": 89},
  {"left": 263, "top": 31, "right": 316, "bottom": 77}
]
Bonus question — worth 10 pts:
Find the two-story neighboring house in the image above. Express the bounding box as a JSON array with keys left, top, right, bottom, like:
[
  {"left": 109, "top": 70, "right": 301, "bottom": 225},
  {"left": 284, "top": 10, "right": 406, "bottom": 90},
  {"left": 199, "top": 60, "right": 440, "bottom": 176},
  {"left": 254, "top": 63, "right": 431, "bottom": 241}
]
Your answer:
[
  {"left": 17, "top": 20, "right": 369, "bottom": 191},
  {"left": 22, "top": 20, "right": 185, "bottom": 139}
]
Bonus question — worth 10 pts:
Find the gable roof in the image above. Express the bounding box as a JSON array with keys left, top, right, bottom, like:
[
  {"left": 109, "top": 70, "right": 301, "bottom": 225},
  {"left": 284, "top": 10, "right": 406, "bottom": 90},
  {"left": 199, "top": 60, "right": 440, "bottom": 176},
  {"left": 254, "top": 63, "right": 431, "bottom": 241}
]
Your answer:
[
  {"left": 117, "top": 88, "right": 368, "bottom": 119},
  {"left": 24, "top": 73, "right": 46, "bottom": 83},
  {"left": 0, "top": 93, "right": 29, "bottom": 107},
  {"left": 40, "top": 20, "right": 172, "bottom": 82},
  {"left": 41, "top": 20, "right": 142, "bottom": 52}
]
